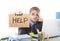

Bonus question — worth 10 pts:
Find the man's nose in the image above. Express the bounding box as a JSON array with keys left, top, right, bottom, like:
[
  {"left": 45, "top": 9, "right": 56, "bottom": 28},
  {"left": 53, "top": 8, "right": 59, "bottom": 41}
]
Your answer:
[{"left": 34, "top": 15, "right": 37, "bottom": 18}]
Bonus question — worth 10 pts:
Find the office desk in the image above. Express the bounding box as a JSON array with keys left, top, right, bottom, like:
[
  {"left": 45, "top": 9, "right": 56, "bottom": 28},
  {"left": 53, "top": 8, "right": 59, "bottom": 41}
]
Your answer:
[{"left": 0, "top": 34, "right": 60, "bottom": 41}]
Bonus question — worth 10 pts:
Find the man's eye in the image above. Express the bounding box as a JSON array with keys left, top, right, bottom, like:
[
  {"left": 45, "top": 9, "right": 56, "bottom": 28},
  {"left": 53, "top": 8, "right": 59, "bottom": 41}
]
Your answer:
[
  {"left": 36, "top": 14, "right": 39, "bottom": 16},
  {"left": 32, "top": 13, "right": 35, "bottom": 15}
]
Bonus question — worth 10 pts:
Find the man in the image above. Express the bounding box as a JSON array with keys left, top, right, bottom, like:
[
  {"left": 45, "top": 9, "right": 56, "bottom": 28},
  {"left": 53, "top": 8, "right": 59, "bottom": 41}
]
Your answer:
[{"left": 18, "top": 7, "right": 43, "bottom": 35}]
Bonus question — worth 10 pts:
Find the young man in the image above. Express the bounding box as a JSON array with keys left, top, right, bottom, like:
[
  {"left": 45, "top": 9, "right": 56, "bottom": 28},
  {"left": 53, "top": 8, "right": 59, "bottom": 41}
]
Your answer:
[{"left": 18, "top": 7, "right": 43, "bottom": 35}]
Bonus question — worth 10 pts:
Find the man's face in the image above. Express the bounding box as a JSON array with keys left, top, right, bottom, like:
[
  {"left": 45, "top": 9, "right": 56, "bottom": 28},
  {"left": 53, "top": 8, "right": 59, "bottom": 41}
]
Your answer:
[{"left": 30, "top": 10, "right": 39, "bottom": 22}]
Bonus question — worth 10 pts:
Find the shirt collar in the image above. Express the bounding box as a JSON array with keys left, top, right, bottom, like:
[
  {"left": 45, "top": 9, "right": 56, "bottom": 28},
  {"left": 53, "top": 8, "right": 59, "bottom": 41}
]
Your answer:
[{"left": 30, "top": 20, "right": 35, "bottom": 26}]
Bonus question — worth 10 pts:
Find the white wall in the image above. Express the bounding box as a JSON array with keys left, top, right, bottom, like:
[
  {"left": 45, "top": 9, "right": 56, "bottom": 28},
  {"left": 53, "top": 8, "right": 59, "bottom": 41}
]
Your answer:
[{"left": 0, "top": 0, "right": 60, "bottom": 37}]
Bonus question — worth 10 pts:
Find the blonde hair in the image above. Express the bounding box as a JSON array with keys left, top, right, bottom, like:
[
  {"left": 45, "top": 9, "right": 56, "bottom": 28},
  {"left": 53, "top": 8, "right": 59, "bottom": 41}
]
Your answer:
[{"left": 30, "top": 7, "right": 40, "bottom": 13}]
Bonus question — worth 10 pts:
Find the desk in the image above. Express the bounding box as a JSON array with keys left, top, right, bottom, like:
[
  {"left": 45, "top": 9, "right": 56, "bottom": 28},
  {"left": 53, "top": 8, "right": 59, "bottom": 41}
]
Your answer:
[
  {"left": 0, "top": 34, "right": 60, "bottom": 41},
  {"left": 0, "top": 34, "right": 43, "bottom": 41}
]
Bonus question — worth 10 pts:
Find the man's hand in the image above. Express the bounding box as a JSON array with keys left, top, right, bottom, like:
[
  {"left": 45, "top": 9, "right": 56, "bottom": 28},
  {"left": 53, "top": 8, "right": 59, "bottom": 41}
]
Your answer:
[{"left": 37, "top": 15, "right": 43, "bottom": 22}]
